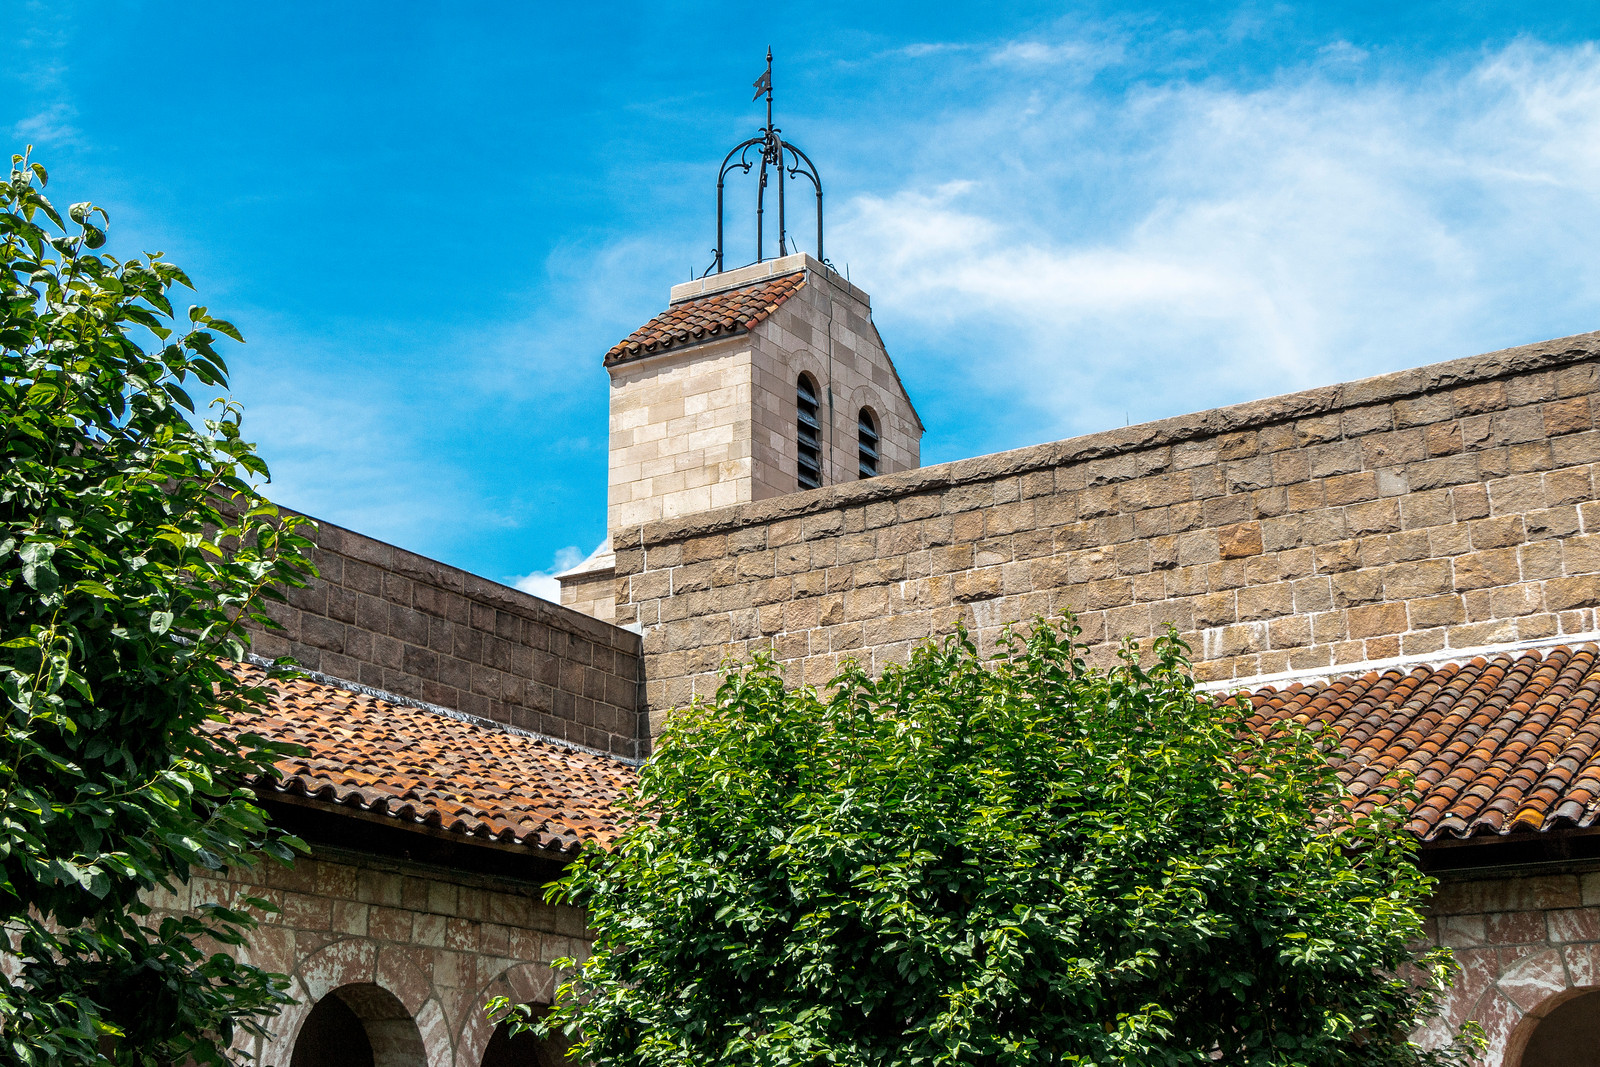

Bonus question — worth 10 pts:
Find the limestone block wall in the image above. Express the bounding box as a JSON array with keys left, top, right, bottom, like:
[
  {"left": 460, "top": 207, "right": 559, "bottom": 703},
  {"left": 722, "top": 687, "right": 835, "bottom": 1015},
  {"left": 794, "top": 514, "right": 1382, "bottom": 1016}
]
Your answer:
[
  {"left": 612, "top": 332, "right": 1600, "bottom": 729},
  {"left": 742, "top": 260, "right": 921, "bottom": 496},
  {"left": 1420, "top": 861, "right": 1600, "bottom": 1066},
  {"left": 250, "top": 518, "right": 647, "bottom": 759},
  {"left": 147, "top": 846, "right": 584, "bottom": 1066},
  {"left": 608, "top": 342, "right": 755, "bottom": 531}
]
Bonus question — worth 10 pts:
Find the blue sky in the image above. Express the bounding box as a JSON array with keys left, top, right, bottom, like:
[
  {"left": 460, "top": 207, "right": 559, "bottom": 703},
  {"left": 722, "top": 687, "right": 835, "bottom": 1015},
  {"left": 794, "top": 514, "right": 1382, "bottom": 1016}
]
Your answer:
[{"left": 7, "top": 2, "right": 1600, "bottom": 598}]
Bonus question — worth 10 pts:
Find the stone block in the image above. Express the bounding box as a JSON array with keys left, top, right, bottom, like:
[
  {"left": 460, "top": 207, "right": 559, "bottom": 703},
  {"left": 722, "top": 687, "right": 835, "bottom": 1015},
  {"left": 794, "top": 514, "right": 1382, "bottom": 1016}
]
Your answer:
[
  {"left": 1546, "top": 466, "right": 1594, "bottom": 506},
  {"left": 1347, "top": 602, "right": 1407, "bottom": 639},
  {"left": 1206, "top": 559, "right": 1249, "bottom": 591},
  {"left": 1383, "top": 560, "right": 1453, "bottom": 600},
  {"left": 1363, "top": 429, "right": 1427, "bottom": 468},
  {"left": 1193, "top": 592, "right": 1237, "bottom": 628},
  {"left": 1488, "top": 582, "right": 1545, "bottom": 619},
  {"left": 1554, "top": 431, "right": 1600, "bottom": 468},
  {"left": 1509, "top": 441, "right": 1554, "bottom": 474},
  {"left": 1525, "top": 506, "right": 1580, "bottom": 541},
  {"left": 1546, "top": 575, "right": 1600, "bottom": 612},
  {"left": 1308, "top": 441, "right": 1364, "bottom": 478},
  {"left": 1409, "top": 454, "right": 1480, "bottom": 491},
  {"left": 1236, "top": 583, "right": 1293, "bottom": 622},
  {"left": 1470, "top": 516, "right": 1527, "bottom": 549},
  {"left": 1454, "top": 547, "right": 1522, "bottom": 590},
  {"left": 1177, "top": 530, "right": 1221, "bottom": 566},
  {"left": 1565, "top": 535, "right": 1600, "bottom": 575},
  {"left": 1331, "top": 569, "right": 1384, "bottom": 608},
  {"left": 1291, "top": 576, "right": 1334, "bottom": 614},
  {"left": 1424, "top": 421, "right": 1463, "bottom": 457},
  {"left": 1345, "top": 499, "right": 1401, "bottom": 536},
  {"left": 1217, "top": 522, "right": 1264, "bottom": 560},
  {"left": 1394, "top": 394, "right": 1454, "bottom": 428},
  {"left": 1452, "top": 380, "right": 1508, "bottom": 416}
]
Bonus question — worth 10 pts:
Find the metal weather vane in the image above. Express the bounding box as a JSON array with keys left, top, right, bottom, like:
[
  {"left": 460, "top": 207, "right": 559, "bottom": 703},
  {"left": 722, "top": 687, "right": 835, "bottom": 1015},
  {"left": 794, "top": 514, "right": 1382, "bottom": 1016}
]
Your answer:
[{"left": 705, "top": 49, "right": 825, "bottom": 276}]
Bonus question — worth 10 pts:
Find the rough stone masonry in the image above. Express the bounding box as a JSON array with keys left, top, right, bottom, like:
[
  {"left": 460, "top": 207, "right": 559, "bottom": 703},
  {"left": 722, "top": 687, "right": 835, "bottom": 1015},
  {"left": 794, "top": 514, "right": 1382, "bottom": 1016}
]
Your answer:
[{"left": 612, "top": 331, "right": 1600, "bottom": 733}]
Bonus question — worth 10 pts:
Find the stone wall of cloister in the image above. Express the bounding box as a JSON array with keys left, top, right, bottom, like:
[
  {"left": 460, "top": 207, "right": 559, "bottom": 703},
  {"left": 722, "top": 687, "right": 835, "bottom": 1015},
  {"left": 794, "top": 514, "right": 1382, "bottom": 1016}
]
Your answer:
[
  {"left": 612, "top": 332, "right": 1600, "bottom": 734},
  {"left": 147, "top": 844, "right": 583, "bottom": 1066}
]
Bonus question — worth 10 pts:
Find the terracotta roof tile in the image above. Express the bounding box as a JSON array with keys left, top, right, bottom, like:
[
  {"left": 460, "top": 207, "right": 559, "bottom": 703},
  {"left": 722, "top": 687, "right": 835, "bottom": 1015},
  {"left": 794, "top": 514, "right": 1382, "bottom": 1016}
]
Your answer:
[
  {"left": 220, "top": 645, "right": 1600, "bottom": 857},
  {"left": 218, "top": 665, "right": 636, "bottom": 857},
  {"left": 1244, "top": 644, "right": 1600, "bottom": 841},
  {"left": 604, "top": 272, "right": 806, "bottom": 366}
]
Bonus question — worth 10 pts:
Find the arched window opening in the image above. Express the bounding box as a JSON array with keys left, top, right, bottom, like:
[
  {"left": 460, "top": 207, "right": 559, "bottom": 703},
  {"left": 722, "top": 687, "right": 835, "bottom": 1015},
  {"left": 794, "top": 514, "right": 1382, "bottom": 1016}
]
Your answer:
[
  {"left": 482, "top": 1013, "right": 572, "bottom": 1067},
  {"left": 857, "top": 408, "right": 879, "bottom": 479},
  {"left": 1521, "top": 988, "right": 1600, "bottom": 1066},
  {"left": 290, "top": 983, "right": 426, "bottom": 1067},
  {"left": 797, "top": 374, "right": 822, "bottom": 490}
]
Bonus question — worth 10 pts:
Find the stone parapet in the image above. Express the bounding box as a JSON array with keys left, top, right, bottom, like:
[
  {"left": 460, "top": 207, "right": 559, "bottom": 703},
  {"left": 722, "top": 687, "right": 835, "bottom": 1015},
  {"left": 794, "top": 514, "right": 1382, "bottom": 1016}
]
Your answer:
[
  {"left": 249, "top": 517, "right": 647, "bottom": 759},
  {"left": 613, "top": 331, "right": 1600, "bottom": 730}
]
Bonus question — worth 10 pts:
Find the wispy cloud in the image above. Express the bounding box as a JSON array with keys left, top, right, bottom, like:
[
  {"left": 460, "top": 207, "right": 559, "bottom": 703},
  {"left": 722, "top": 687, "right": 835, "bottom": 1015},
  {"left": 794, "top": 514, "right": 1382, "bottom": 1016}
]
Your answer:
[
  {"left": 510, "top": 544, "right": 591, "bottom": 603},
  {"left": 11, "top": 101, "right": 79, "bottom": 146},
  {"left": 833, "top": 39, "right": 1600, "bottom": 457},
  {"left": 987, "top": 37, "right": 1125, "bottom": 71}
]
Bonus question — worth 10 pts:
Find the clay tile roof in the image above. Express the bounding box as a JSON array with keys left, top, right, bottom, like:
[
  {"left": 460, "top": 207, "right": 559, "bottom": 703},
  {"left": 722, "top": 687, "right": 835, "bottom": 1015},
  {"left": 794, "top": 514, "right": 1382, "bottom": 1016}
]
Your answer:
[
  {"left": 219, "top": 665, "right": 636, "bottom": 857},
  {"left": 1243, "top": 644, "right": 1600, "bottom": 842},
  {"left": 604, "top": 272, "right": 806, "bottom": 367},
  {"left": 220, "top": 644, "right": 1600, "bottom": 858}
]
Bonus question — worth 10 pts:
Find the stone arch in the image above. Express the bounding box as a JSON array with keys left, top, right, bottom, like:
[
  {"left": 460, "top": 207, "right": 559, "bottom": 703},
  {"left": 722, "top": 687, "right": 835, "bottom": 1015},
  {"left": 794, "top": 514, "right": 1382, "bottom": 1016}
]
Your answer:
[
  {"left": 1506, "top": 985, "right": 1600, "bottom": 1067},
  {"left": 453, "top": 962, "right": 559, "bottom": 1067},
  {"left": 289, "top": 983, "right": 427, "bottom": 1067},
  {"left": 257, "top": 938, "right": 451, "bottom": 1067}
]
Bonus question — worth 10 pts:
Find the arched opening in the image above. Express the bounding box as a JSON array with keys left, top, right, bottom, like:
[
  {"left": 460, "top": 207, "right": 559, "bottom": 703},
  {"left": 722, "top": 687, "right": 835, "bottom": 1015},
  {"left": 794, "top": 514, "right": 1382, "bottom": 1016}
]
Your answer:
[
  {"left": 1521, "top": 987, "right": 1600, "bottom": 1066},
  {"left": 797, "top": 373, "right": 822, "bottom": 490},
  {"left": 857, "top": 407, "right": 879, "bottom": 479},
  {"left": 290, "top": 983, "right": 426, "bottom": 1067},
  {"left": 481, "top": 1014, "right": 571, "bottom": 1067}
]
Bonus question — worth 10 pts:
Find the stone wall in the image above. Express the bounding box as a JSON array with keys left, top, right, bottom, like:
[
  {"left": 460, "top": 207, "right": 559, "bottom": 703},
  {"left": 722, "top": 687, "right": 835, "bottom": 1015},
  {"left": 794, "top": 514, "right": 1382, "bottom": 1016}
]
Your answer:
[
  {"left": 731, "top": 256, "right": 922, "bottom": 495},
  {"left": 613, "top": 331, "right": 1600, "bottom": 731},
  {"left": 608, "top": 340, "right": 754, "bottom": 530},
  {"left": 148, "top": 844, "right": 583, "bottom": 1066},
  {"left": 250, "top": 517, "right": 647, "bottom": 759},
  {"left": 1421, "top": 859, "right": 1600, "bottom": 1066}
]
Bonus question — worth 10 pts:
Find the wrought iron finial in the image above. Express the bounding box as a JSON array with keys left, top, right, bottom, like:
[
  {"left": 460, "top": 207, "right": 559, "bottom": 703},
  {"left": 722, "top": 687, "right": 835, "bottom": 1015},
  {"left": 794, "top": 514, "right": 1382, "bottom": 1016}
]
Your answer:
[{"left": 704, "top": 50, "right": 825, "bottom": 277}]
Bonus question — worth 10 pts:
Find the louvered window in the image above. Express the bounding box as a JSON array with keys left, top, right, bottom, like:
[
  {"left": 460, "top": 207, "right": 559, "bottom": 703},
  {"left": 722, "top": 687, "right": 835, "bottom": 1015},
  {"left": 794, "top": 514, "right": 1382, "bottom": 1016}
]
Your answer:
[
  {"left": 797, "top": 374, "right": 822, "bottom": 490},
  {"left": 858, "top": 408, "right": 879, "bottom": 479}
]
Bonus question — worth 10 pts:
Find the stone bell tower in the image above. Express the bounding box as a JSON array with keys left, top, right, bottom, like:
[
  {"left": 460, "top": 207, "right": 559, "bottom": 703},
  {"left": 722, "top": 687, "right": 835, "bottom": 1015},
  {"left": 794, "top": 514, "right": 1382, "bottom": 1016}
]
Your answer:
[{"left": 558, "top": 59, "right": 922, "bottom": 622}]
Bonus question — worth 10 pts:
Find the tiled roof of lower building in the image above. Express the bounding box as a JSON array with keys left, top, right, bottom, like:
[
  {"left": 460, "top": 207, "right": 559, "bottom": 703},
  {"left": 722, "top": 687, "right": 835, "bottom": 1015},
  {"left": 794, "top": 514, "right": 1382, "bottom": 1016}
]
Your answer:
[
  {"left": 1245, "top": 643, "right": 1600, "bottom": 842},
  {"left": 220, "top": 664, "right": 636, "bottom": 857},
  {"left": 604, "top": 272, "right": 805, "bottom": 366},
  {"left": 221, "top": 643, "right": 1600, "bottom": 859}
]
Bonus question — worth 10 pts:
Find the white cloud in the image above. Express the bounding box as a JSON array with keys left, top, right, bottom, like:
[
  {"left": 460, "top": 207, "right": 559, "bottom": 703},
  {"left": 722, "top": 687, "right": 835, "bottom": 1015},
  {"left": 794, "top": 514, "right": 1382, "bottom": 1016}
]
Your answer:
[
  {"left": 1317, "top": 40, "right": 1369, "bottom": 65},
  {"left": 831, "top": 39, "right": 1600, "bottom": 453},
  {"left": 10, "top": 102, "right": 78, "bottom": 146},
  {"left": 988, "top": 38, "right": 1124, "bottom": 71},
  {"left": 510, "top": 544, "right": 590, "bottom": 603}
]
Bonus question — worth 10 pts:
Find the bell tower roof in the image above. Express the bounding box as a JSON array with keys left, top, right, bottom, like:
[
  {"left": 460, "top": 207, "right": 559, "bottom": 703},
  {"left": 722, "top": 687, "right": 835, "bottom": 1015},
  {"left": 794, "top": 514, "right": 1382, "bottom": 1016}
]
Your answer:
[{"left": 605, "top": 269, "right": 806, "bottom": 367}]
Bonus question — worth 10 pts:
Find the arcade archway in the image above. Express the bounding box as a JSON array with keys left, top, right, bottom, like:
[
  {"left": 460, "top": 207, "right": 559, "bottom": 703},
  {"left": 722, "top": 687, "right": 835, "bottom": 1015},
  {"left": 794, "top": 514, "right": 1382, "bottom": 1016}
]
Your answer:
[{"left": 289, "top": 983, "right": 426, "bottom": 1067}]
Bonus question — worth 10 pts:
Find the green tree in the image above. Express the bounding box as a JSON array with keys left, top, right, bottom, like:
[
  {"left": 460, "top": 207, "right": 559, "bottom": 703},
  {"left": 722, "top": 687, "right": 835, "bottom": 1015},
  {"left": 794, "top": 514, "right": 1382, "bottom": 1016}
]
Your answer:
[
  {"left": 505, "top": 621, "right": 1482, "bottom": 1067},
  {"left": 0, "top": 150, "right": 315, "bottom": 1064}
]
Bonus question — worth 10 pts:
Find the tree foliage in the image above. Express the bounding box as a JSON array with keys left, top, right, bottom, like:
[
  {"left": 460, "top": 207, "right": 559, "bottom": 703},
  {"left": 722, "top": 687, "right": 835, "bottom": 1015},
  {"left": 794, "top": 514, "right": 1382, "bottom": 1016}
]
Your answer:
[
  {"left": 509, "top": 622, "right": 1482, "bottom": 1067},
  {"left": 0, "top": 150, "right": 315, "bottom": 1064}
]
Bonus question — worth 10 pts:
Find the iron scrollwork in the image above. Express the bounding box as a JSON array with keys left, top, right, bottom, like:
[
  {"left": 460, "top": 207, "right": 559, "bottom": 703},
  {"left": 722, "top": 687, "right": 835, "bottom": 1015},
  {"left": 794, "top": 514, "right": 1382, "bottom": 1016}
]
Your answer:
[{"left": 704, "top": 50, "right": 825, "bottom": 277}]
